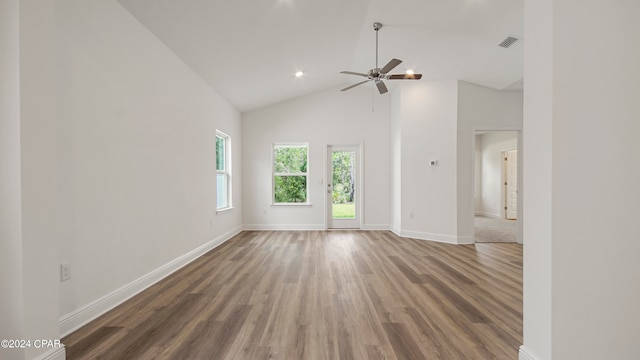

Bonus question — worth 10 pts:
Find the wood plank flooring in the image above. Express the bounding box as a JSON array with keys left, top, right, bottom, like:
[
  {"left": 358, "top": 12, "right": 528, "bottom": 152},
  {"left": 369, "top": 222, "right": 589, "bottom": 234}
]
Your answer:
[{"left": 62, "top": 231, "right": 522, "bottom": 360}]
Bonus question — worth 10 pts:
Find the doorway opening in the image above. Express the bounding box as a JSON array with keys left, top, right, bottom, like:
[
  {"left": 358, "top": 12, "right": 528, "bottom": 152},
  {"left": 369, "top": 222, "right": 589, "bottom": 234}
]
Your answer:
[
  {"left": 326, "top": 145, "right": 361, "bottom": 229},
  {"left": 474, "top": 131, "right": 519, "bottom": 243}
]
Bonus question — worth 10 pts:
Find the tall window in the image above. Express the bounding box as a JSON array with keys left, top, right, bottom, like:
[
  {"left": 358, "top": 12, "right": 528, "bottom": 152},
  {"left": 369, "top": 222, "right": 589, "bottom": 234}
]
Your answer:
[
  {"left": 216, "top": 131, "right": 231, "bottom": 210},
  {"left": 273, "top": 144, "right": 308, "bottom": 204}
]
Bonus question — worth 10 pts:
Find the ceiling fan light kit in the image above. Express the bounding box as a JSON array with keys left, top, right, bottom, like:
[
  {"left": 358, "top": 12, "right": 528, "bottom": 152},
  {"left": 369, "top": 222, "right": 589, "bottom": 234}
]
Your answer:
[{"left": 340, "top": 22, "right": 422, "bottom": 94}]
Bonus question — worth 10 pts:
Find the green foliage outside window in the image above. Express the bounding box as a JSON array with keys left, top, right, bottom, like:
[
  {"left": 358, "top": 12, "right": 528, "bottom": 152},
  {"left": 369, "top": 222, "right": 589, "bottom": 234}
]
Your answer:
[
  {"left": 273, "top": 145, "right": 308, "bottom": 203},
  {"left": 274, "top": 176, "right": 307, "bottom": 203},
  {"left": 216, "top": 136, "right": 225, "bottom": 171},
  {"left": 331, "top": 151, "right": 355, "bottom": 204}
]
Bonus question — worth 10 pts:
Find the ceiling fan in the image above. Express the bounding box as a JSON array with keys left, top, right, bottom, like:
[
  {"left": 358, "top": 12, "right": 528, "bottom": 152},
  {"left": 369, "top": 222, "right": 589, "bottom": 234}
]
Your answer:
[{"left": 340, "top": 22, "right": 422, "bottom": 94}]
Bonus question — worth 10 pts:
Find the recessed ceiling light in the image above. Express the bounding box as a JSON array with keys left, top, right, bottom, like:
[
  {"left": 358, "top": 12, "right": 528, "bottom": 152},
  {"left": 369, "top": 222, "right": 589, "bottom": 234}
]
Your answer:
[
  {"left": 295, "top": 71, "right": 304, "bottom": 78},
  {"left": 405, "top": 69, "right": 415, "bottom": 75}
]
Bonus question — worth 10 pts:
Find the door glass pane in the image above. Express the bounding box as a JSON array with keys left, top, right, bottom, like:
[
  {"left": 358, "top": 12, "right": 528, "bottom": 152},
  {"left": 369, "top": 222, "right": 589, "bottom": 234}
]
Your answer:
[{"left": 332, "top": 151, "right": 356, "bottom": 219}]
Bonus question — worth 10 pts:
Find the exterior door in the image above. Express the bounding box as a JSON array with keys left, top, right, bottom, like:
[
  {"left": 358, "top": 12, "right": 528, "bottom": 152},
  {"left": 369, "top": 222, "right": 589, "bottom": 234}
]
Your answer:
[
  {"left": 505, "top": 149, "right": 518, "bottom": 220},
  {"left": 327, "top": 145, "right": 360, "bottom": 229}
]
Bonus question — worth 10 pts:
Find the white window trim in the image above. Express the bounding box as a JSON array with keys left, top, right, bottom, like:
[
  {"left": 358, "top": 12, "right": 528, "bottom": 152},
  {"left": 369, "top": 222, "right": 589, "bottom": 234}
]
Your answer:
[
  {"left": 216, "top": 130, "right": 232, "bottom": 211},
  {"left": 216, "top": 206, "right": 235, "bottom": 214},
  {"left": 270, "top": 203, "right": 312, "bottom": 207},
  {"left": 272, "top": 143, "right": 310, "bottom": 205}
]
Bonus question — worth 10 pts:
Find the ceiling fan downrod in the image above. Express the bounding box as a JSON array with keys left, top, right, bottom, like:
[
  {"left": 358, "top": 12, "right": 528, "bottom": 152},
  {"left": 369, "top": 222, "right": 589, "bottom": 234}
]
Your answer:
[{"left": 373, "top": 22, "right": 382, "bottom": 69}]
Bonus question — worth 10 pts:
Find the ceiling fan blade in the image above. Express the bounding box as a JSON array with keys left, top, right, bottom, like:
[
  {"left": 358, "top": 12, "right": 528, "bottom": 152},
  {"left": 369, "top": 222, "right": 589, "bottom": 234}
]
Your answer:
[
  {"left": 380, "top": 58, "right": 402, "bottom": 74},
  {"left": 340, "top": 71, "right": 368, "bottom": 77},
  {"left": 387, "top": 73, "right": 423, "bottom": 80},
  {"left": 375, "top": 80, "right": 388, "bottom": 94},
  {"left": 341, "top": 80, "right": 371, "bottom": 92}
]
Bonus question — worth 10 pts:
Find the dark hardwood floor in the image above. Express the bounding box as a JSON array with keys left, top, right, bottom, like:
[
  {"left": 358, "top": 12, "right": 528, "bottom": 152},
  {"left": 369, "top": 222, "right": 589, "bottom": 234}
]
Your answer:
[{"left": 62, "top": 231, "right": 523, "bottom": 359}]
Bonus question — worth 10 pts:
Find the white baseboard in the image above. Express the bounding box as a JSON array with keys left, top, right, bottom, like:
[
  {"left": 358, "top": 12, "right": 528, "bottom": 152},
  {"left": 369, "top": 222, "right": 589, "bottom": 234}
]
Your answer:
[
  {"left": 519, "top": 345, "right": 541, "bottom": 360},
  {"left": 361, "top": 224, "right": 390, "bottom": 230},
  {"left": 475, "top": 211, "right": 501, "bottom": 219},
  {"left": 243, "top": 224, "right": 391, "bottom": 231},
  {"left": 59, "top": 225, "right": 242, "bottom": 337},
  {"left": 243, "top": 224, "right": 325, "bottom": 231},
  {"left": 248, "top": 226, "right": 469, "bottom": 244},
  {"left": 456, "top": 235, "right": 474, "bottom": 244},
  {"left": 34, "top": 346, "right": 65, "bottom": 360},
  {"left": 394, "top": 229, "right": 471, "bottom": 245}
]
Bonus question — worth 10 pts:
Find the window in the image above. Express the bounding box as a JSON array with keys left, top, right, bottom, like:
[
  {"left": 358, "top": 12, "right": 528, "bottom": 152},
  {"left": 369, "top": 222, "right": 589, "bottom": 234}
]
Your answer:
[
  {"left": 216, "top": 131, "right": 231, "bottom": 210},
  {"left": 273, "top": 144, "right": 308, "bottom": 204}
]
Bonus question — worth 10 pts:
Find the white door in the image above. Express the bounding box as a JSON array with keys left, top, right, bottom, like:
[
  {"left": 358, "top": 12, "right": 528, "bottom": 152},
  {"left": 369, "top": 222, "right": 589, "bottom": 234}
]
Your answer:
[
  {"left": 505, "top": 149, "right": 518, "bottom": 220},
  {"left": 327, "top": 145, "right": 361, "bottom": 229}
]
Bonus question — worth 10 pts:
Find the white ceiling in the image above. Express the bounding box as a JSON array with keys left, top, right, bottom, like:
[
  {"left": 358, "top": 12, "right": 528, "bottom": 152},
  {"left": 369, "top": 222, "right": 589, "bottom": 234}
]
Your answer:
[{"left": 117, "top": 0, "right": 523, "bottom": 113}]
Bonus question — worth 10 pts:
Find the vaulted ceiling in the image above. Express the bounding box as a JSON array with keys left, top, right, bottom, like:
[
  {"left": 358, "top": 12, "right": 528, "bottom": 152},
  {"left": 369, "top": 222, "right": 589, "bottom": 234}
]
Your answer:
[{"left": 117, "top": 0, "right": 523, "bottom": 112}]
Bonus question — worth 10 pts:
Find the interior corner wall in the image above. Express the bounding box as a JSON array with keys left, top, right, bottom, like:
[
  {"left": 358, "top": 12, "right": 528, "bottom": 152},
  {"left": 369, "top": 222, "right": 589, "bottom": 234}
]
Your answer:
[
  {"left": 0, "top": 0, "right": 26, "bottom": 359},
  {"left": 521, "top": 0, "right": 552, "bottom": 358},
  {"left": 241, "top": 86, "right": 390, "bottom": 230},
  {"left": 389, "top": 87, "right": 403, "bottom": 234},
  {"left": 55, "top": 0, "right": 242, "bottom": 332},
  {"left": 19, "top": 0, "right": 64, "bottom": 359},
  {"left": 456, "top": 81, "right": 523, "bottom": 244},
  {"left": 550, "top": 1, "right": 640, "bottom": 359},
  {"left": 390, "top": 81, "right": 522, "bottom": 244},
  {"left": 523, "top": 1, "right": 640, "bottom": 359},
  {"left": 391, "top": 81, "right": 460, "bottom": 243}
]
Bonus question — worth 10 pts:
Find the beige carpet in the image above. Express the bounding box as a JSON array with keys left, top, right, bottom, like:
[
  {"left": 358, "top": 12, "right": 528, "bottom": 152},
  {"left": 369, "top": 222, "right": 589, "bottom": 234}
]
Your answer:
[{"left": 474, "top": 215, "right": 517, "bottom": 243}]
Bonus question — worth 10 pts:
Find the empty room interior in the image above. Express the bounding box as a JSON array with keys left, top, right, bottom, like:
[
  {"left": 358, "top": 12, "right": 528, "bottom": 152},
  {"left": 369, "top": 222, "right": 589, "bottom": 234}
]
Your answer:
[{"left": 2, "top": 1, "right": 639, "bottom": 360}]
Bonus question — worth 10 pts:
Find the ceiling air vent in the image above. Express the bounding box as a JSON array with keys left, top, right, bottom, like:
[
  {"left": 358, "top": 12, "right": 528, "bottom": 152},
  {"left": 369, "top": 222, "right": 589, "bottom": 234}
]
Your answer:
[{"left": 498, "top": 36, "right": 521, "bottom": 48}]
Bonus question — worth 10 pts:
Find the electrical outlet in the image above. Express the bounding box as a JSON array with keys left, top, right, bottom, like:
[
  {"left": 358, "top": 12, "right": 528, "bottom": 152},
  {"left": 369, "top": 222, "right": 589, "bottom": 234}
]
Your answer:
[{"left": 60, "top": 262, "right": 71, "bottom": 281}]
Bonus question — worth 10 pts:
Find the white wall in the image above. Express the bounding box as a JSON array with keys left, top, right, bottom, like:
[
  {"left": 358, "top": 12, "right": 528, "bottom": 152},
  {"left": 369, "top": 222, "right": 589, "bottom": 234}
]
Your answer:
[
  {"left": 550, "top": 0, "right": 640, "bottom": 359},
  {"left": 476, "top": 131, "right": 518, "bottom": 218},
  {"left": 0, "top": 0, "right": 26, "bottom": 359},
  {"left": 55, "top": 0, "right": 242, "bottom": 333},
  {"left": 521, "top": 0, "right": 552, "bottom": 357},
  {"left": 457, "top": 82, "right": 523, "bottom": 243},
  {"left": 390, "top": 88, "right": 403, "bottom": 233},
  {"left": 242, "top": 86, "right": 390, "bottom": 230},
  {"left": 391, "top": 81, "right": 460, "bottom": 243},
  {"left": 19, "top": 1, "right": 65, "bottom": 359},
  {"left": 390, "top": 81, "right": 522, "bottom": 244},
  {"left": 522, "top": 0, "right": 640, "bottom": 359}
]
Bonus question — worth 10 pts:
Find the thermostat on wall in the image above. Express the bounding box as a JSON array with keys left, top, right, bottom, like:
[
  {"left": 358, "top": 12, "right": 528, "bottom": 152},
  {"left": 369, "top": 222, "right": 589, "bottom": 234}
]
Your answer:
[{"left": 429, "top": 160, "right": 438, "bottom": 166}]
